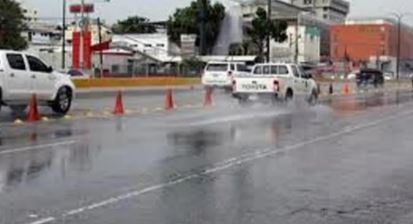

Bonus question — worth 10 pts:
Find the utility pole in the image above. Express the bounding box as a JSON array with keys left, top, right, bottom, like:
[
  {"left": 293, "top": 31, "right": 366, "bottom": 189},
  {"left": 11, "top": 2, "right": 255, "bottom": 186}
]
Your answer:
[
  {"left": 80, "top": 0, "right": 85, "bottom": 70},
  {"left": 267, "top": 0, "right": 272, "bottom": 62},
  {"left": 62, "top": 0, "right": 66, "bottom": 69},
  {"left": 199, "top": 0, "right": 207, "bottom": 55},
  {"left": 396, "top": 18, "right": 401, "bottom": 80},
  {"left": 389, "top": 12, "right": 411, "bottom": 80},
  {"left": 295, "top": 14, "right": 300, "bottom": 64},
  {"left": 97, "top": 17, "right": 103, "bottom": 78}
]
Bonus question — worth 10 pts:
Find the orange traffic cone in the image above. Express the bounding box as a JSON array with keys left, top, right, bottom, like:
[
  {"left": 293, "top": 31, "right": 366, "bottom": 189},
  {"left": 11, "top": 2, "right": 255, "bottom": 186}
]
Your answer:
[
  {"left": 164, "top": 89, "right": 174, "bottom": 110},
  {"left": 343, "top": 80, "right": 350, "bottom": 96},
  {"left": 204, "top": 87, "right": 213, "bottom": 107},
  {"left": 113, "top": 91, "right": 124, "bottom": 115},
  {"left": 27, "top": 94, "right": 40, "bottom": 122}
]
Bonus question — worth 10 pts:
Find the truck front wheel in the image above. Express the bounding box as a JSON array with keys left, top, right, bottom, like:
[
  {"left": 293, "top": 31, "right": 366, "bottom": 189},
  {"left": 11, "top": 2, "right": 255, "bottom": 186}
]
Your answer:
[
  {"left": 308, "top": 89, "right": 319, "bottom": 106},
  {"left": 0, "top": 88, "right": 2, "bottom": 112},
  {"left": 51, "top": 87, "right": 72, "bottom": 115}
]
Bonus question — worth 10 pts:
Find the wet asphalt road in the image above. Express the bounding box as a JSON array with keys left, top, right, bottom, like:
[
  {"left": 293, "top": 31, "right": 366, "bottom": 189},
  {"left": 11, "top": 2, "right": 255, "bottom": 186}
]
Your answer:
[{"left": 1, "top": 89, "right": 413, "bottom": 224}]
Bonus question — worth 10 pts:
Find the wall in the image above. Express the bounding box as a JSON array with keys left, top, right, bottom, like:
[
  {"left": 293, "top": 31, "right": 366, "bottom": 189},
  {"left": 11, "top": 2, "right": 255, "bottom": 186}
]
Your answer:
[
  {"left": 270, "top": 25, "right": 320, "bottom": 63},
  {"left": 331, "top": 23, "right": 413, "bottom": 61},
  {"left": 331, "top": 24, "right": 391, "bottom": 61}
]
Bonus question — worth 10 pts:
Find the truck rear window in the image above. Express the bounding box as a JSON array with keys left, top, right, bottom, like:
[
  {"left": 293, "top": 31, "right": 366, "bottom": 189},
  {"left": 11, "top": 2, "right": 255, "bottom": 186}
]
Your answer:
[{"left": 206, "top": 64, "right": 228, "bottom": 72}]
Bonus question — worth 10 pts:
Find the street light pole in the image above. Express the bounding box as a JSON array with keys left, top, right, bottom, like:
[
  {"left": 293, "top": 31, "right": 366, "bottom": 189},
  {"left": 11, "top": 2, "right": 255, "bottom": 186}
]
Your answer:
[
  {"left": 199, "top": 0, "right": 207, "bottom": 56},
  {"left": 396, "top": 17, "right": 401, "bottom": 80},
  {"left": 62, "top": 0, "right": 66, "bottom": 69},
  {"left": 389, "top": 12, "right": 411, "bottom": 80},
  {"left": 267, "top": 0, "right": 272, "bottom": 62}
]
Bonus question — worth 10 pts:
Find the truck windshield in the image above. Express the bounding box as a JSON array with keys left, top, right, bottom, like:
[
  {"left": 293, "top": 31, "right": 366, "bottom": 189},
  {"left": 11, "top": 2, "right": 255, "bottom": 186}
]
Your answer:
[{"left": 206, "top": 64, "right": 228, "bottom": 72}]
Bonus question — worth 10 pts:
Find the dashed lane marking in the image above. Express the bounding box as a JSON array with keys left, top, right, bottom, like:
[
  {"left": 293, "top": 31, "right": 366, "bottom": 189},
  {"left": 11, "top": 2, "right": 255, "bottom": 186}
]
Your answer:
[
  {"left": 26, "top": 108, "right": 413, "bottom": 224},
  {"left": 0, "top": 140, "right": 77, "bottom": 156}
]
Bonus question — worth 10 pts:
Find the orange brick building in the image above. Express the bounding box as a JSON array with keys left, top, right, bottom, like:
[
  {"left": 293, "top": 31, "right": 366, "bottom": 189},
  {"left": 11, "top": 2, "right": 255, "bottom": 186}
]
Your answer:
[{"left": 330, "top": 19, "right": 413, "bottom": 63}]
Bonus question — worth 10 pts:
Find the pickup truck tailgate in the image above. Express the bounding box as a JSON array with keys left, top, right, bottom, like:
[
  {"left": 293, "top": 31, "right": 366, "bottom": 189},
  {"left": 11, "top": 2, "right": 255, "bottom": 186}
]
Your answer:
[{"left": 234, "top": 77, "right": 276, "bottom": 93}]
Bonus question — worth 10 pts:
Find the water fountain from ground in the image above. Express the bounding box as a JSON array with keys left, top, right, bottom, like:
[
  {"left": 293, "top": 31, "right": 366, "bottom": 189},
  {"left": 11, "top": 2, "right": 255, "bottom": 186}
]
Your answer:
[{"left": 212, "top": 0, "right": 244, "bottom": 55}]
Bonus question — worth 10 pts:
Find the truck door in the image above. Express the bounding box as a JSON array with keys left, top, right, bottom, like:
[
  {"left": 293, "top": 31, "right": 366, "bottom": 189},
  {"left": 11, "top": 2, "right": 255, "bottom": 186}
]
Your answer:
[
  {"left": 291, "top": 65, "right": 306, "bottom": 95},
  {"left": 3, "top": 53, "right": 32, "bottom": 101}
]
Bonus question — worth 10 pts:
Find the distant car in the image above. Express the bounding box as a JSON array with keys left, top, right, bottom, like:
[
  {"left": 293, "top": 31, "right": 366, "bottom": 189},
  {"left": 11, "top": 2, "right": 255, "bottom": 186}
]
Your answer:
[
  {"left": 0, "top": 50, "right": 75, "bottom": 114},
  {"left": 64, "top": 69, "right": 90, "bottom": 79},
  {"left": 384, "top": 73, "right": 394, "bottom": 81},
  {"left": 202, "top": 61, "right": 250, "bottom": 90},
  {"left": 356, "top": 68, "right": 384, "bottom": 88},
  {"left": 347, "top": 73, "right": 357, "bottom": 80}
]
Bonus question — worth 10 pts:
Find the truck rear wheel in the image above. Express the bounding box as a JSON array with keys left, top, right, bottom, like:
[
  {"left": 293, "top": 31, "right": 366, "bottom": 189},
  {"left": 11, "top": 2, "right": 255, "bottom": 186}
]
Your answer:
[
  {"left": 308, "top": 89, "right": 319, "bottom": 106},
  {"left": 238, "top": 94, "right": 249, "bottom": 105},
  {"left": 285, "top": 89, "right": 294, "bottom": 102}
]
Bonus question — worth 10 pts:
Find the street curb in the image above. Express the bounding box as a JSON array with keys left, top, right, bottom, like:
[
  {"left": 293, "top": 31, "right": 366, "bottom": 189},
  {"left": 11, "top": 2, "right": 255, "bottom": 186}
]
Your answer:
[
  {"left": 73, "top": 77, "right": 201, "bottom": 88},
  {"left": 75, "top": 85, "right": 203, "bottom": 99}
]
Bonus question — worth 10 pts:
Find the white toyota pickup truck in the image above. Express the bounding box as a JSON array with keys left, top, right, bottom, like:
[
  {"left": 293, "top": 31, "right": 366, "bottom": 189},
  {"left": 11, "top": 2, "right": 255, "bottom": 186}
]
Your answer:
[
  {"left": 0, "top": 50, "right": 75, "bottom": 114},
  {"left": 232, "top": 63, "right": 318, "bottom": 104}
]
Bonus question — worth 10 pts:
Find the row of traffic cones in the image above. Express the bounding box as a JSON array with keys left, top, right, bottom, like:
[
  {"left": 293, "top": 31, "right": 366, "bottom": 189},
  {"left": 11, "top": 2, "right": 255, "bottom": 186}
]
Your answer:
[
  {"left": 113, "top": 87, "right": 214, "bottom": 115},
  {"left": 24, "top": 87, "right": 214, "bottom": 123}
]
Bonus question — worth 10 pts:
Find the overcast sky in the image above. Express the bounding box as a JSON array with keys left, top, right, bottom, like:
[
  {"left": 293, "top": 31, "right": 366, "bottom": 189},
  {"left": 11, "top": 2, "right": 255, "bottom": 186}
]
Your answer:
[{"left": 21, "top": 0, "right": 413, "bottom": 25}]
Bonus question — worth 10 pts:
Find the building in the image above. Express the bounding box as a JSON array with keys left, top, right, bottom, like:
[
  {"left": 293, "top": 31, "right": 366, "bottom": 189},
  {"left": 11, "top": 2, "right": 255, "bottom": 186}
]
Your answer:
[
  {"left": 65, "top": 21, "right": 112, "bottom": 46},
  {"left": 241, "top": 0, "right": 330, "bottom": 63},
  {"left": 16, "top": 0, "right": 38, "bottom": 22},
  {"left": 290, "top": 0, "right": 350, "bottom": 23},
  {"left": 330, "top": 18, "right": 413, "bottom": 75}
]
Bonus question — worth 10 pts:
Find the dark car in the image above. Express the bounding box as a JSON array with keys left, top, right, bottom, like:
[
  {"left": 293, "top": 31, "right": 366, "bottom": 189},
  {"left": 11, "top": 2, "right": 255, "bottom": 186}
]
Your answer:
[{"left": 356, "top": 68, "right": 384, "bottom": 88}]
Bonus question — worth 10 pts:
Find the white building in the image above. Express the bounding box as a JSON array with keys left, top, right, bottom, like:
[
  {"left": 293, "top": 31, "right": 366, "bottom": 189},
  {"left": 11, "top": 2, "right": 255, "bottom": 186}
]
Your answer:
[
  {"left": 271, "top": 24, "right": 320, "bottom": 63},
  {"left": 241, "top": 0, "right": 327, "bottom": 63},
  {"left": 290, "top": 0, "right": 350, "bottom": 23},
  {"left": 111, "top": 33, "right": 181, "bottom": 63}
]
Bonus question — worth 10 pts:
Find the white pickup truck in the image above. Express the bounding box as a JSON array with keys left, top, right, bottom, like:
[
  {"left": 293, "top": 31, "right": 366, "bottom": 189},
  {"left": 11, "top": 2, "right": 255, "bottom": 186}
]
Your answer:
[
  {"left": 202, "top": 61, "right": 250, "bottom": 90},
  {"left": 232, "top": 63, "right": 318, "bottom": 104},
  {"left": 0, "top": 50, "right": 75, "bottom": 114}
]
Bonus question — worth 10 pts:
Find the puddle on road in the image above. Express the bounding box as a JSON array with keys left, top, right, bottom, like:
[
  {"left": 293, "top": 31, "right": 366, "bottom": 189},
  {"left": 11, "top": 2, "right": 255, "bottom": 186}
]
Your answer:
[{"left": 328, "top": 90, "right": 413, "bottom": 115}]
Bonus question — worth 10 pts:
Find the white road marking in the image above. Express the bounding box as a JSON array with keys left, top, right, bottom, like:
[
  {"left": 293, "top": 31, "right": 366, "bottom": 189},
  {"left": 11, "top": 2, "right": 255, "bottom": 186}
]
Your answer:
[
  {"left": 29, "top": 217, "right": 56, "bottom": 224},
  {"left": 27, "top": 108, "right": 413, "bottom": 224},
  {"left": 0, "top": 140, "right": 77, "bottom": 156}
]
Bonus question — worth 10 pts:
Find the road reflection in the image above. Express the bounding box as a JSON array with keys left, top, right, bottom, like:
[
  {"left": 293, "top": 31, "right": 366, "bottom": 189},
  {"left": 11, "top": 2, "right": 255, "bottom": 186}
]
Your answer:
[{"left": 0, "top": 125, "right": 95, "bottom": 192}]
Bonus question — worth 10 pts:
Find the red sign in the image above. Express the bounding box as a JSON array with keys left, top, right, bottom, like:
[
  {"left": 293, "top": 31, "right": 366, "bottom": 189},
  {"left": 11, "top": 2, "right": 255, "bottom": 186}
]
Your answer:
[{"left": 70, "top": 4, "right": 94, "bottom": 13}]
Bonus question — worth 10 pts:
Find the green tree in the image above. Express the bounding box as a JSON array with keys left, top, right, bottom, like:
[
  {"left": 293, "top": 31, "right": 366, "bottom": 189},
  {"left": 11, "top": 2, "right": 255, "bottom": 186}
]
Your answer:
[
  {"left": 167, "top": 0, "right": 225, "bottom": 54},
  {"left": 112, "top": 16, "right": 156, "bottom": 34},
  {"left": 228, "top": 42, "right": 244, "bottom": 56},
  {"left": 0, "top": 0, "right": 27, "bottom": 50},
  {"left": 247, "top": 7, "right": 288, "bottom": 60}
]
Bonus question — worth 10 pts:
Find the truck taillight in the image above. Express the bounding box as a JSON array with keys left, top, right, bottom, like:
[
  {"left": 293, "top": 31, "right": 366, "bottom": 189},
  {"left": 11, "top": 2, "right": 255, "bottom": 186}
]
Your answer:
[{"left": 273, "top": 80, "right": 280, "bottom": 92}]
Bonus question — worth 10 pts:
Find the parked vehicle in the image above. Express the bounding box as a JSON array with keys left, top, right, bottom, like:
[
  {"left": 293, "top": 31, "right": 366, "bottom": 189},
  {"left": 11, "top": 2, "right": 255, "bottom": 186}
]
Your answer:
[
  {"left": 202, "top": 61, "right": 250, "bottom": 90},
  {"left": 356, "top": 68, "right": 384, "bottom": 88},
  {"left": 232, "top": 63, "right": 318, "bottom": 104},
  {"left": 0, "top": 50, "right": 75, "bottom": 114},
  {"left": 60, "top": 69, "right": 90, "bottom": 79}
]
